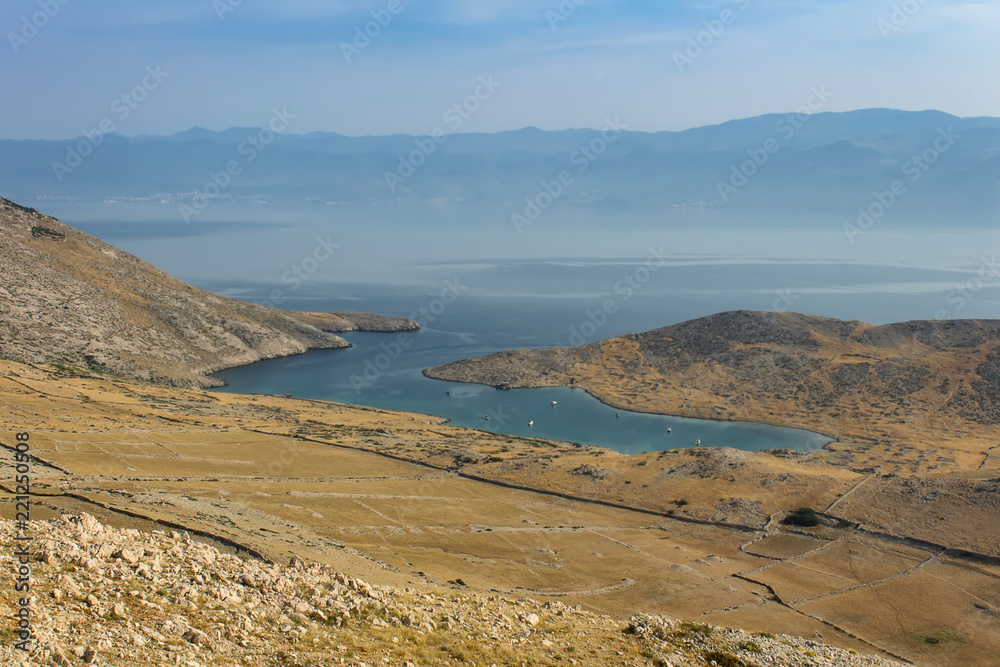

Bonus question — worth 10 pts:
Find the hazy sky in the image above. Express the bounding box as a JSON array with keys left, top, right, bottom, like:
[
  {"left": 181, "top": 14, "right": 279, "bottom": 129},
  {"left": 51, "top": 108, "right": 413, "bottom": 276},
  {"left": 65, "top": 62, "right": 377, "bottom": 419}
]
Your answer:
[{"left": 2, "top": 0, "right": 998, "bottom": 139}]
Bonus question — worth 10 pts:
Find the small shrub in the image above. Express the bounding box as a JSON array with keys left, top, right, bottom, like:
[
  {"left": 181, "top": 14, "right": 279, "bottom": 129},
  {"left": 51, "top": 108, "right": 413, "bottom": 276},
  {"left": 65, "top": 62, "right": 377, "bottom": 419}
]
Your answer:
[
  {"left": 920, "top": 630, "right": 959, "bottom": 645},
  {"left": 740, "top": 640, "right": 762, "bottom": 653},
  {"left": 782, "top": 507, "right": 820, "bottom": 527},
  {"left": 679, "top": 621, "right": 714, "bottom": 636}
]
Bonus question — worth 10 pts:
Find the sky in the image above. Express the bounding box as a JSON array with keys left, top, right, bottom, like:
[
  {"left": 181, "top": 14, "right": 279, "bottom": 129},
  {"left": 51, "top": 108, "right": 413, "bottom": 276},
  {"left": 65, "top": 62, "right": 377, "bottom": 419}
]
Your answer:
[{"left": 1, "top": 0, "right": 999, "bottom": 140}]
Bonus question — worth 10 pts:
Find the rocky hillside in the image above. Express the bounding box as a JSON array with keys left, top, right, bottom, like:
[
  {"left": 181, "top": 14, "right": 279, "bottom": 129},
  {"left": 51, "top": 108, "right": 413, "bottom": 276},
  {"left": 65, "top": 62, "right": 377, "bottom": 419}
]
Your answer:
[
  {"left": 0, "top": 198, "right": 416, "bottom": 386},
  {"left": 0, "top": 515, "right": 901, "bottom": 667},
  {"left": 426, "top": 311, "right": 1000, "bottom": 469}
]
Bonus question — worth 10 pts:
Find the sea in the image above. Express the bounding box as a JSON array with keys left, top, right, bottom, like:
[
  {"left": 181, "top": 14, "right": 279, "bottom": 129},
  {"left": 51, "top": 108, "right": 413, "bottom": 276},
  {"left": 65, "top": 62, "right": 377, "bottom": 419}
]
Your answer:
[
  {"left": 56, "top": 206, "right": 1000, "bottom": 456},
  {"left": 205, "top": 250, "right": 999, "bottom": 455}
]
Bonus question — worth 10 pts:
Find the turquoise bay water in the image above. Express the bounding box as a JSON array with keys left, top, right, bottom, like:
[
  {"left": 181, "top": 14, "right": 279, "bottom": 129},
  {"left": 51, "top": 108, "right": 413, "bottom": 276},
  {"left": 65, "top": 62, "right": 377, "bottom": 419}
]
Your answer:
[
  {"left": 211, "top": 331, "right": 833, "bottom": 455},
  {"left": 202, "top": 254, "right": 997, "bottom": 455}
]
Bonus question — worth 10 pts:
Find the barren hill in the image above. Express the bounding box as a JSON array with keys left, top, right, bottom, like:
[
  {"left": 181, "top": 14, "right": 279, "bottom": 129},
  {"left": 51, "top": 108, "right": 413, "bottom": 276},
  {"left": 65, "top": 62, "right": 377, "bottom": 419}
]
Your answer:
[
  {"left": 0, "top": 198, "right": 416, "bottom": 386},
  {"left": 426, "top": 310, "right": 1000, "bottom": 473}
]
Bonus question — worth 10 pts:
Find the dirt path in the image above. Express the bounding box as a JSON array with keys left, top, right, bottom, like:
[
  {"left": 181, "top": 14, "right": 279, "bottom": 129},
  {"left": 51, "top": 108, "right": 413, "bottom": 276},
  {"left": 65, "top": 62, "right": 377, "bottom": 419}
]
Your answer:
[
  {"left": 825, "top": 475, "right": 875, "bottom": 513},
  {"left": 788, "top": 551, "right": 944, "bottom": 605}
]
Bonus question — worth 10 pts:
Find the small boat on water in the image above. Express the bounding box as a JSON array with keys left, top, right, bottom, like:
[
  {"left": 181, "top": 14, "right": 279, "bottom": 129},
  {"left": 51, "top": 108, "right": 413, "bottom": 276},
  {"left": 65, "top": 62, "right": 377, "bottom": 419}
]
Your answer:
[
  {"left": 695, "top": 439, "right": 701, "bottom": 445},
  {"left": 551, "top": 401, "right": 558, "bottom": 406},
  {"left": 527, "top": 420, "right": 534, "bottom": 427}
]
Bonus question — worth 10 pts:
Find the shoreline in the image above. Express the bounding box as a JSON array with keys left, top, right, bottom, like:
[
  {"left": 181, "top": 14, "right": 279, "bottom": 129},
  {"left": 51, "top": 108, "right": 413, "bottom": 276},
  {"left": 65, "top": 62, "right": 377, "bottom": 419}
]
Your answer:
[
  {"left": 420, "top": 369, "right": 837, "bottom": 455},
  {"left": 201, "top": 313, "right": 420, "bottom": 387},
  {"left": 200, "top": 340, "right": 352, "bottom": 388},
  {"left": 207, "top": 355, "right": 615, "bottom": 454},
  {"left": 206, "top": 349, "right": 832, "bottom": 457}
]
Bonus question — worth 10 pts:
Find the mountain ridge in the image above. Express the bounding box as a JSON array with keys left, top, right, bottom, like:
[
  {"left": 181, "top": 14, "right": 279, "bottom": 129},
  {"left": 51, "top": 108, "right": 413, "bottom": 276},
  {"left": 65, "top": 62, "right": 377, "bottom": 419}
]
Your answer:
[
  {"left": 4, "top": 108, "right": 998, "bottom": 228},
  {"left": 50, "top": 107, "right": 1000, "bottom": 142}
]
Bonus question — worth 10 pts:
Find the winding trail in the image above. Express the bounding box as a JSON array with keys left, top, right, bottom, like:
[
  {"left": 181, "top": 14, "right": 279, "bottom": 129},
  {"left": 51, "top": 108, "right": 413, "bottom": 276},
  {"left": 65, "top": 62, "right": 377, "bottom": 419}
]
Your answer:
[
  {"left": 489, "top": 578, "right": 636, "bottom": 598},
  {"left": 788, "top": 550, "right": 943, "bottom": 605}
]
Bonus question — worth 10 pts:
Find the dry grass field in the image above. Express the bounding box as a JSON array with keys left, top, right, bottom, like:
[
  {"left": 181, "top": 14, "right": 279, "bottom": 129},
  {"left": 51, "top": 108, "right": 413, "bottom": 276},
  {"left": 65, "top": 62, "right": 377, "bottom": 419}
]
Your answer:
[{"left": 3, "top": 360, "right": 998, "bottom": 665}]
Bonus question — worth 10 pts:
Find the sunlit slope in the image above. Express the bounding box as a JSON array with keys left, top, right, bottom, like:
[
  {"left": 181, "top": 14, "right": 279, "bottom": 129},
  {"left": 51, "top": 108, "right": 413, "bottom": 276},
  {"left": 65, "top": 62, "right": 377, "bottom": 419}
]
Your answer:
[{"left": 0, "top": 197, "right": 416, "bottom": 386}]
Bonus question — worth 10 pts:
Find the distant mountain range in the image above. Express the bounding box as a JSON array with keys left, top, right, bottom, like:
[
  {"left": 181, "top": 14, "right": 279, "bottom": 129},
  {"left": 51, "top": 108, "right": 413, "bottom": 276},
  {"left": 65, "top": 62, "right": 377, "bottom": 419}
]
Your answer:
[{"left": 2, "top": 108, "right": 998, "bottom": 227}]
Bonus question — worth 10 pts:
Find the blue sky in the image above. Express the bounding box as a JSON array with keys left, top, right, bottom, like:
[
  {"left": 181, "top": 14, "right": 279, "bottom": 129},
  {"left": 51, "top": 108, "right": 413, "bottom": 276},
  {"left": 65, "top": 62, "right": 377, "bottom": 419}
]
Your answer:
[{"left": 2, "top": 0, "right": 998, "bottom": 139}]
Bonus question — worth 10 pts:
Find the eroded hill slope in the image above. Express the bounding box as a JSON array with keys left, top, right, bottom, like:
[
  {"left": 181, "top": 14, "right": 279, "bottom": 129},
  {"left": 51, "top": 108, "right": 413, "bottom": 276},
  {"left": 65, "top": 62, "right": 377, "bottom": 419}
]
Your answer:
[
  {"left": 0, "top": 198, "right": 416, "bottom": 386},
  {"left": 426, "top": 311, "right": 1000, "bottom": 473}
]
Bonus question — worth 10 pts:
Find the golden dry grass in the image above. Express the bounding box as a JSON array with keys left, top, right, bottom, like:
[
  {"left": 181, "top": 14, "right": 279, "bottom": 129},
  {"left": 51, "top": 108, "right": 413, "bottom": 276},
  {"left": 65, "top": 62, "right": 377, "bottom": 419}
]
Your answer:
[{"left": 1, "top": 360, "right": 998, "bottom": 664}]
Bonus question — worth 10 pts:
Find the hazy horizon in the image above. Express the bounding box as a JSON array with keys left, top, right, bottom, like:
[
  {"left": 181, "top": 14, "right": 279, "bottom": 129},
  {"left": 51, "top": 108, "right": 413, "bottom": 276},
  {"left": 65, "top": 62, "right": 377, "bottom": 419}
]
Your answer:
[
  {"left": 3, "top": 106, "right": 997, "bottom": 142},
  {"left": 4, "top": 2, "right": 1000, "bottom": 139},
  {"left": 3, "top": 1, "right": 997, "bottom": 324}
]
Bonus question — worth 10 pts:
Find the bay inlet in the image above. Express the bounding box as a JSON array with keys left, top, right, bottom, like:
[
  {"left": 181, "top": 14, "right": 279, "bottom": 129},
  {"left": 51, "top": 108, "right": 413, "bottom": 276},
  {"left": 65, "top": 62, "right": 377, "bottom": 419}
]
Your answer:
[{"left": 211, "top": 330, "right": 833, "bottom": 455}]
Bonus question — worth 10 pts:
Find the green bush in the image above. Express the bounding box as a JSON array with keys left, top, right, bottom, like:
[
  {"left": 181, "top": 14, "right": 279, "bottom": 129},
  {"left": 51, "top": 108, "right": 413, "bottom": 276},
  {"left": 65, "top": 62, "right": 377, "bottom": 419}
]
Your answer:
[
  {"left": 782, "top": 507, "right": 820, "bottom": 527},
  {"left": 920, "top": 630, "right": 958, "bottom": 645},
  {"left": 678, "top": 621, "right": 714, "bottom": 636}
]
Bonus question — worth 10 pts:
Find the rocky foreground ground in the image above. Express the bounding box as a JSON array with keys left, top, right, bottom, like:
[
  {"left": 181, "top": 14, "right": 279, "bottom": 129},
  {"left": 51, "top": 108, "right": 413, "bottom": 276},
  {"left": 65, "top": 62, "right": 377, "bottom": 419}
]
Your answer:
[{"left": 0, "top": 515, "right": 902, "bottom": 667}]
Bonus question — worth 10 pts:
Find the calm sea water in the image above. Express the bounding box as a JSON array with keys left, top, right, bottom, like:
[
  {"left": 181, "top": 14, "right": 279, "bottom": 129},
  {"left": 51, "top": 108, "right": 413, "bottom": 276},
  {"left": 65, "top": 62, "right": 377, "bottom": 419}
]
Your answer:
[
  {"left": 207, "top": 255, "right": 1000, "bottom": 455},
  {"left": 211, "top": 330, "right": 833, "bottom": 454}
]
